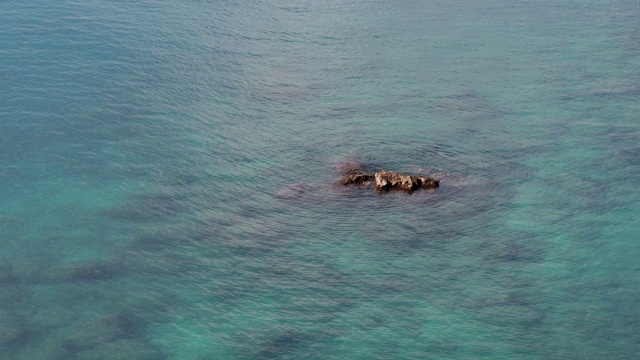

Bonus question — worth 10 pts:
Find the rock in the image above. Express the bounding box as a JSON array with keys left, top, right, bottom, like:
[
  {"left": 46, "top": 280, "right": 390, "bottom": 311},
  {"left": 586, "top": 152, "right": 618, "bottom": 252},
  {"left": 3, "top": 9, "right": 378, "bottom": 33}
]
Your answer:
[
  {"left": 413, "top": 175, "right": 440, "bottom": 189},
  {"left": 335, "top": 161, "right": 368, "bottom": 174},
  {"left": 338, "top": 163, "right": 439, "bottom": 192},
  {"left": 339, "top": 163, "right": 375, "bottom": 186},
  {"left": 374, "top": 170, "right": 412, "bottom": 191},
  {"left": 341, "top": 173, "right": 374, "bottom": 186},
  {"left": 374, "top": 170, "right": 439, "bottom": 191}
]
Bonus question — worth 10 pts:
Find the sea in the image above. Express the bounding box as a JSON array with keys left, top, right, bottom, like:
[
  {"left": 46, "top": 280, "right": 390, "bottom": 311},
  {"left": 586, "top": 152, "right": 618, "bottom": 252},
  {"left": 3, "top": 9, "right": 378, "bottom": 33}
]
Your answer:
[{"left": 1, "top": 1, "right": 639, "bottom": 359}]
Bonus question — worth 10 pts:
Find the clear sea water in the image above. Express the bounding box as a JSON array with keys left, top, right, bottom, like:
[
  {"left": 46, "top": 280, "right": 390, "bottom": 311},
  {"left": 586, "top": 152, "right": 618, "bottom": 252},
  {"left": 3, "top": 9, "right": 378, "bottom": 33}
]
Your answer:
[{"left": 1, "top": 1, "right": 639, "bottom": 359}]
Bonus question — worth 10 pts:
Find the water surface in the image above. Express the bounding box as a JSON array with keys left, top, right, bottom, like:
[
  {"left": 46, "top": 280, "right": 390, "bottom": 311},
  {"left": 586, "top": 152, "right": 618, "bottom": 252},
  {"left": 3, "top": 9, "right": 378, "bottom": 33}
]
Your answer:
[{"left": 1, "top": 1, "right": 639, "bottom": 359}]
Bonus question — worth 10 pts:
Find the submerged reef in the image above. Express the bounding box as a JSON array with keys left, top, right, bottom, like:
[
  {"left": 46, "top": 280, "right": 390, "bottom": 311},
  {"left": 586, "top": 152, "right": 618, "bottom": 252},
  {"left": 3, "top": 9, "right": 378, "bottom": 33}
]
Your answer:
[{"left": 339, "top": 163, "right": 439, "bottom": 192}]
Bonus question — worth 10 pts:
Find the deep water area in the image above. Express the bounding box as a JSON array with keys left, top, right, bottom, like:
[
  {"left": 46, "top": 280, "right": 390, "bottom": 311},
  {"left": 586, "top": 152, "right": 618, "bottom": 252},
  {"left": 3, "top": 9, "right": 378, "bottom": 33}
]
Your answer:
[{"left": 1, "top": 1, "right": 639, "bottom": 359}]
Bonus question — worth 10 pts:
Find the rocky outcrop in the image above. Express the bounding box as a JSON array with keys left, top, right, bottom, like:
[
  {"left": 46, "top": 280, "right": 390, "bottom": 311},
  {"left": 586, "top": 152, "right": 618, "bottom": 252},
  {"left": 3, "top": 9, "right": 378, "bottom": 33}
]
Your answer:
[
  {"left": 339, "top": 165, "right": 439, "bottom": 192},
  {"left": 341, "top": 173, "right": 374, "bottom": 186},
  {"left": 339, "top": 163, "right": 375, "bottom": 186},
  {"left": 374, "top": 170, "right": 439, "bottom": 191}
]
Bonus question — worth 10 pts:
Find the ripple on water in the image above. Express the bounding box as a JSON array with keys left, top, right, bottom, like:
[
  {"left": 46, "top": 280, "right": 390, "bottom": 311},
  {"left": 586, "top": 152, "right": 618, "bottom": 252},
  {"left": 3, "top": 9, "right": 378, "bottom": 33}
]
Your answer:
[
  {"left": 252, "top": 329, "right": 315, "bottom": 359},
  {"left": 103, "top": 192, "right": 186, "bottom": 223},
  {"left": 0, "top": 310, "right": 30, "bottom": 350},
  {"left": 2, "top": 0, "right": 640, "bottom": 358},
  {"left": 42, "top": 260, "right": 126, "bottom": 283}
]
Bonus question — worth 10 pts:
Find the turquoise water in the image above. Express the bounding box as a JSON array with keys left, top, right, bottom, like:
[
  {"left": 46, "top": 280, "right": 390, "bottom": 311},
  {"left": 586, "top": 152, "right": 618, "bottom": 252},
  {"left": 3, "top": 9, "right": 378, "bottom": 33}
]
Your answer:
[{"left": 1, "top": 1, "right": 639, "bottom": 359}]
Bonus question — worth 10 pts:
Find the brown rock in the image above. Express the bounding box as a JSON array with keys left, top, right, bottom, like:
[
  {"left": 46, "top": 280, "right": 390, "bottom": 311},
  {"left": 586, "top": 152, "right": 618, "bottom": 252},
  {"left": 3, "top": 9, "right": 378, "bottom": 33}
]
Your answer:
[
  {"left": 339, "top": 163, "right": 375, "bottom": 186},
  {"left": 413, "top": 175, "right": 440, "bottom": 189},
  {"left": 374, "top": 170, "right": 439, "bottom": 191},
  {"left": 338, "top": 163, "right": 439, "bottom": 192},
  {"left": 341, "top": 173, "right": 374, "bottom": 186},
  {"left": 335, "top": 162, "right": 368, "bottom": 174}
]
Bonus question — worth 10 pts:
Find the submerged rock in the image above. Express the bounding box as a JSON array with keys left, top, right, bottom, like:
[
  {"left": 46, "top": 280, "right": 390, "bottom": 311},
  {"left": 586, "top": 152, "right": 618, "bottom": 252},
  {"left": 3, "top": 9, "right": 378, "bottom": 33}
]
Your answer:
[
  {"left": 276, "top": 182, "right": 313, "bottom": 198},
  {"left": 75, "top": 340, "right": 162, "bottom": 360},
  {"left": 0, "top": 310, "right": 29, "bottom": 347},
  {"left": 44, "top": 261, "right": 123, "bottom": 283},
  {"left": 61, "top": 312, "right": 144, "bottom": 353}
]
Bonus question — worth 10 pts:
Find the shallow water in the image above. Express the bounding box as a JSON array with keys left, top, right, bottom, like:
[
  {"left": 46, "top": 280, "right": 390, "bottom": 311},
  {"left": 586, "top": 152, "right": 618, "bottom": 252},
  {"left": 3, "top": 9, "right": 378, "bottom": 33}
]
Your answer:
[{"left": 1, "top": 1, "right": 639, "bottom": 359}]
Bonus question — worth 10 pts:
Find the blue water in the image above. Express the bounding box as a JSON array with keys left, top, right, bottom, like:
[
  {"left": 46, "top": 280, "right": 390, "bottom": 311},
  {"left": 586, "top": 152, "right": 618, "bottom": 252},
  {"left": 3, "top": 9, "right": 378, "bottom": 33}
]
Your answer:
[{"left": 1, "top": 1, "right": 639, "bottom": 359}]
